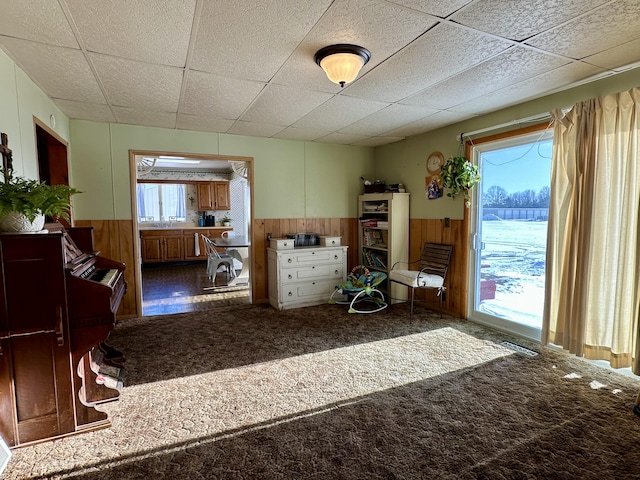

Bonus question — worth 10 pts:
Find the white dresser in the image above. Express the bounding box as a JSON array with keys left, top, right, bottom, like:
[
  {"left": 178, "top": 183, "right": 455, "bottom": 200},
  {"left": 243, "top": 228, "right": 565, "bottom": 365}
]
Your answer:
[{"left": 268, "top": 245, "right": 348, "bottom": 310}]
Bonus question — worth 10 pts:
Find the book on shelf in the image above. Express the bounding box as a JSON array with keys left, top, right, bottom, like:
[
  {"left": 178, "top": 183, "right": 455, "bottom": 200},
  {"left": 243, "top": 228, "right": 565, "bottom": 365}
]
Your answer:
[
  {"left": 360, "top": 219, "right": 377, "bottom": 227},
  {"left": 376, "top": 220, "right": 389, "bottom": 228},
  {"left": 363, "top": 249, "right": 387, "bottom": 269},
  {"left": 363, "top": 229, "right": 387, "bottom": 247}
]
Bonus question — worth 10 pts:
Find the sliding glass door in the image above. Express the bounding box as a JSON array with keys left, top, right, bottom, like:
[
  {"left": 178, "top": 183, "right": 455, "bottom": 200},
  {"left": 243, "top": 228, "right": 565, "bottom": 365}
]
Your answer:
[{"left": 468, "top": 129, "right": 553, "bottom": 340}]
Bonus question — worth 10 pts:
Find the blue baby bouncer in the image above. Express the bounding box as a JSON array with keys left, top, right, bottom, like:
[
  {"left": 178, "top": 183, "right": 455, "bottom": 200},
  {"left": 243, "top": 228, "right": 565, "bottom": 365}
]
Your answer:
[{"left": 329, "top": 265, "right": 388, "bottom": 313}]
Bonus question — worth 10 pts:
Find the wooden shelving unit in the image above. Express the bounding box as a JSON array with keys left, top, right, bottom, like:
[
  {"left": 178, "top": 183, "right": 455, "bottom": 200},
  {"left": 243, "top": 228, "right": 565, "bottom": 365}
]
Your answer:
[{"left": 358, "top": 192, "right": 409, "bottom": 303}]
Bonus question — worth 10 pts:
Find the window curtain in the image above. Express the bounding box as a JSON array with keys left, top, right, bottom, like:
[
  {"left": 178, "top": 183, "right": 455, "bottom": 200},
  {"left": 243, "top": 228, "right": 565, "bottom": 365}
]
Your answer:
[{"left": 542, "top": 87, "right": 640, "bottom": 375}]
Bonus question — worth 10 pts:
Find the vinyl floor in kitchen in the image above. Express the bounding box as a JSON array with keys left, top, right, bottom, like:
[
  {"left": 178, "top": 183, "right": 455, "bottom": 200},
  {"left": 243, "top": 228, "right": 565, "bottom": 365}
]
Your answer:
[{"left": 141, "top": 261, "right": 250, "bottom": 316}]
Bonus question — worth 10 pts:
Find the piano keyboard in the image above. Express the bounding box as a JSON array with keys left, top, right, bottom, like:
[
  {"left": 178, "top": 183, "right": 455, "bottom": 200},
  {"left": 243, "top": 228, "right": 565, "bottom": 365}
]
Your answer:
[
  {"left": 79, "top": 266, "right": 120, "bottom": 287},
  {"left": 91, "top": 268, "right": 120, "bottom": 287}
]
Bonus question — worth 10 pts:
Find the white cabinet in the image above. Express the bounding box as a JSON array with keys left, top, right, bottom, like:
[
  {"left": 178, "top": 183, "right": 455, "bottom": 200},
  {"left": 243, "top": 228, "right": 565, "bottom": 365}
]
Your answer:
[
  {"left": 268, "top": 246, "right": 348, "bottom": 310},
  {"left": 358, "top": 192, "right": 409, "bottom": 302}
]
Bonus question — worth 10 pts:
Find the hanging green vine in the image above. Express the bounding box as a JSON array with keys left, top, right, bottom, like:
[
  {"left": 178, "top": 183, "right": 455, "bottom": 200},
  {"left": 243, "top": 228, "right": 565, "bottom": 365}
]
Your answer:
[{"left": 441, "top": 156, "right": 480, "bottom": 207}]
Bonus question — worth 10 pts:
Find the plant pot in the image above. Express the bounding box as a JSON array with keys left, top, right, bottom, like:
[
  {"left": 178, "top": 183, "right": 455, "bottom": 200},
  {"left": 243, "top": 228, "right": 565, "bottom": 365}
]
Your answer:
[
  {"left": 0, "top": 212, "right": 45, "bottom": 232},
  {"left": 223, "top": 221, "right": 231, "bottom": 226}
]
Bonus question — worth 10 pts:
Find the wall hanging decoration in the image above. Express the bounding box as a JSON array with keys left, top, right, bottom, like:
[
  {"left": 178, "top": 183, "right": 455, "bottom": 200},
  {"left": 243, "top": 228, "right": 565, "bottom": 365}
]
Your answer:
[{"left": 425, "top": 151, "right": 444, "bottom": 200}]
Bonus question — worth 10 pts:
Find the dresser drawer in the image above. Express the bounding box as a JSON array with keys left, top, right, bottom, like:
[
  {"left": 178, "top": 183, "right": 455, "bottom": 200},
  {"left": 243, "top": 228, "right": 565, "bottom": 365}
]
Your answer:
[
  {"left": 279, "top": 279, "right": 338, "bottom": 303},
  {"left": 280, "top": 248, "right": 344, "bottom": 267},
  {"left": 281, "top": 264, "right": 344, "bottom": 284}
]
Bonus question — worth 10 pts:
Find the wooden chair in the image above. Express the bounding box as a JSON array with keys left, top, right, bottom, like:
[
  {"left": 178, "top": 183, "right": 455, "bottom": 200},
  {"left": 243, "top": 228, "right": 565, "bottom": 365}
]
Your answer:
[
  {"left": 200, "top": 234, "right": 235, "bottom": 284},
  {"left": 388, "top": 242, "right": 453, "bottom": 318}
]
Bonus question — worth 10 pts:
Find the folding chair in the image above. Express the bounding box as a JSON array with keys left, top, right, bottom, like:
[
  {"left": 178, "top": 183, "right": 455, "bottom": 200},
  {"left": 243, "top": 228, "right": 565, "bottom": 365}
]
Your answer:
[
  {"left": 388, "top": 242, "right": 452, "bottom": 318},
  {"left": 200, "top": 234, "right": 236, "bottom": 284}
]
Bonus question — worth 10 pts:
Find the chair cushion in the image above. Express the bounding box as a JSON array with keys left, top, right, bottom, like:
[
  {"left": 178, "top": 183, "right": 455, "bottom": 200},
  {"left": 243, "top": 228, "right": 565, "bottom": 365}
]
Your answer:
[{"left": 389, "top": 269, "right": 444, "bottom": 288}]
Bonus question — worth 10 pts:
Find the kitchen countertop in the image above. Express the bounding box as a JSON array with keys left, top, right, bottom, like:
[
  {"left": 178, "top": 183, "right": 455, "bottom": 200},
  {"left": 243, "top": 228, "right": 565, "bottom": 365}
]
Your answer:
[{"left": 138, "top": 225, "right": 232, "bottom": 231}]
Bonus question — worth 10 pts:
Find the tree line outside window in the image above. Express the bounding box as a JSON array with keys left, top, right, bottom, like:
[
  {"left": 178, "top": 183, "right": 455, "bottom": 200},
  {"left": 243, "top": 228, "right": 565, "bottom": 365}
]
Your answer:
[{"left": 482, "top": 185, "right": 550, "bottom": 208}]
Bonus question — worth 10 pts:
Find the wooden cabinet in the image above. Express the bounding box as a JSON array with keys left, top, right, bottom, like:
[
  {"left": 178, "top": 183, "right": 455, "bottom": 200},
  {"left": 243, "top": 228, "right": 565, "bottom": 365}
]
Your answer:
[
  {"left": 358, "top": 193, "right": 409, "bottom": 302},
  {"left": 140, "top": 230, "right": 184, "bottom": 263},
  {"left": 0, "top": 234, "right": 75, "bottom": 447},
  {"left": 197, "top": 181, "right": 231, "bottom": 210},
  {"left": 141, "top": 228, "right": 235, "bottom": 263},
  {"left": 268, "top": 246, "right": 348, "bottom": 310}
]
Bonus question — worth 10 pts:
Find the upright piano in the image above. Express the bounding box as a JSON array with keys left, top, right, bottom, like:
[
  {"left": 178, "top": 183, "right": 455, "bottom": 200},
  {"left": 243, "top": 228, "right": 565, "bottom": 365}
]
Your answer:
[{"left": 0, "top": 223, "right": 127, "bottom": 447}]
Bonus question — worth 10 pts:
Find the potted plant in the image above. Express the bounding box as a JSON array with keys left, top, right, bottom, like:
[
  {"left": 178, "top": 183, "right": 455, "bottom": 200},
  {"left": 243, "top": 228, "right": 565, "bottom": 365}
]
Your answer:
[
  {"left": 221, "top": 213, "right": 232, "bottom": 226},
  {"left": 0, "top": 168, "right": 81, "bottom": 232},
  {"left": 440, "top": 155, "right": 481, "bottom": 207}
]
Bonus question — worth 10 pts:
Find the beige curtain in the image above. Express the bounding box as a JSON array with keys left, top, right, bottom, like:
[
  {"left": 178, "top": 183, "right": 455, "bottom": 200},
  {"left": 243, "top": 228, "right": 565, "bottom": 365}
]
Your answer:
[{"left": 542, "top": 87, "right": 640, "bottom": 374}]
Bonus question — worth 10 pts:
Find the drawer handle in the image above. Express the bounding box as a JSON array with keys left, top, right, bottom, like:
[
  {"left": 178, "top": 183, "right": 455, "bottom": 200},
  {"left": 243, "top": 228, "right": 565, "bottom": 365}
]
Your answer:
[
  {"left": 288, "top": 274, "right": 293, "bottom": 279},
  {"left": 334, "top": 255, "right": 338, "bottom": 260},
  {"left": 312, "top": 266, "right": 315, "bottom": 269},
  {"left": 288, "top": 291, "right": 293, "bottom": 296},
  {"left": 288, "top": 258, "right": 292, "bottom": 263},
  {"left": 335, "top": 269, "right": 339, "bottom": 274},
  {"left": 331, "top": 241, "right": 336, "bottom": 245}
]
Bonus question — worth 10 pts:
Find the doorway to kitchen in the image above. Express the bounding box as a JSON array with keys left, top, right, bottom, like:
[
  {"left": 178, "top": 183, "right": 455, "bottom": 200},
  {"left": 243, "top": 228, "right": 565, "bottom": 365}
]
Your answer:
[
  {"left": 468, "top": 125, "right": 553, "bottom": 341},
  {"left": 130, "top": 151, "right": 253, "bottom": 317}
]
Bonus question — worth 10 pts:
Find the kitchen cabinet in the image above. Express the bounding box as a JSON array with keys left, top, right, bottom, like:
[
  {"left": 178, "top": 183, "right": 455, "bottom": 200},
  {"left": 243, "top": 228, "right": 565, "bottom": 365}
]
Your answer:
[
  {"left": 140, "top": 230, "right": 184, "bottom": 263},
  {"left": 197, "top": 181, "right": 231, "bottom": 210},
  {"left": 141, "top": 228, "right": 234, "bottom": 263}
]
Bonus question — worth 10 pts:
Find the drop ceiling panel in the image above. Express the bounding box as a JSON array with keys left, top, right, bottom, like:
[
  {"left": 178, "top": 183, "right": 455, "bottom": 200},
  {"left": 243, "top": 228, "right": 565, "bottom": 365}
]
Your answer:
[
  {"left": 0, "top": 0, "right": 638, "bottom": 146},
  {"left": 90, "top": 55, "right": 183, "bottom": 111},
  {"left": 270, "top": 0, "right": 439, "bottom": 90},
  {"left": 353, "top": 136, "right": 404, "bottom": 147},
  {"left": 340, "top": 104, "right": 439, "bottom": 136},
  {"left": 176, "top": 114, "right": 235, "bottom": 134},
  {"left": 227, "top": 120, "right": 287, "bottom": 138},
  {"left": 315, "top": 132, "right": 370, "bottom": 145},
  {"left": 449, "top": 62, "right": 606, "bottom": 115},
  {"left": 113, "top": 106, "right": 177, "bottom": 129},
  {"left": 344, "top": 23, "right": 512, "bottom": 103},
  {"left": 0, "top": 0, "right": 78, "bottom": 48},
  {"left": 273, "top": 126, "right": 331, "bottom": 142},
  {"left": 390, "top": 0, "right": 473, "bottom": 18},
  {"left": 0, "top": 38, "right": 105, "bottom": 103},
  {"left": 384, "top": 111, "right": 472, "bottom": 138},
  {"left": 191, "top": 0, "right": 332, "bottom": 82},
  {"left": 451, "top": 0, "right": 610, "bottom": 41},
  {"left": 180, "top": 70, "right": 265, "bottom": 119},
  {"left": 526, "top": 0, "right": 640, "bottom": 59},
  {"left": 54, "top": 99, "right": 116, "bottom": 123},
  {"left": 402, "top": 47, "right": 570, "bottom": 110},
  {"left": 240, "top": 84, "right": 333, "bottom": 126},
  {"left": 585, "top": 38, "right": 640, "bottom": 71},
  {"left": 292, "top": 95, "right": 390, "bottom": 131},
  {"left": 65, "top": 0, "right": 195, "bottom": 67}
]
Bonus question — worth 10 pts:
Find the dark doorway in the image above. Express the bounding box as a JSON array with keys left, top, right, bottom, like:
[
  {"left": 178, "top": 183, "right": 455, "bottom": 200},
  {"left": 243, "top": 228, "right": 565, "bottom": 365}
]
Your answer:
[{"left": 35, "top": 120, "right": 70, "bottom": 226}]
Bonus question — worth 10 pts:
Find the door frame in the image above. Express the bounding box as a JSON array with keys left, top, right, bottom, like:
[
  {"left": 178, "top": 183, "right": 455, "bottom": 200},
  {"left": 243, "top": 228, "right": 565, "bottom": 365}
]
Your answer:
[
  {"left": 464, "top": 123, "right": 551, "bottom": 341},
  {"left": 128, "top": 150, "right": 255, "bottom": 317}
]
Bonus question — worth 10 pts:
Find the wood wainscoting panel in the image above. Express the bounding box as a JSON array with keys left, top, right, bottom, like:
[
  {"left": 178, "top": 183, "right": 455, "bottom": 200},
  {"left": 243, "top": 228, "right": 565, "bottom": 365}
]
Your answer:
[
  {"left": 71, "top": 217, "right": 467, "bottom": 318},
  {"left": 74, "top": 219, "right": 137, "bottom": 317},
  {"left": 407, "top": 217, "right": 467, "bottom": 318}
]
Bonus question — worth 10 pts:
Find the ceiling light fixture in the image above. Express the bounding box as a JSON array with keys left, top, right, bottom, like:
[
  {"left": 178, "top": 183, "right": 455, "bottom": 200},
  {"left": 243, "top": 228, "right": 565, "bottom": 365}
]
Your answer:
[{"left": 314, "top": 44, "right": 371, "bottom": 88}]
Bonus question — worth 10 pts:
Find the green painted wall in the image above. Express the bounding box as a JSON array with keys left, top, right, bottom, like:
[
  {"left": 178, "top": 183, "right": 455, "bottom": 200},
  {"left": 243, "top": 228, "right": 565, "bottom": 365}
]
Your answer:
[
  {"left": 0, "top": 49, "right": 69, "bottom": 180},
  {"left": 69, "top": 121, "right": 376, "bottom": 220},
  {"left": 375, "top": 68, "right": 640, "bottom": 220}
]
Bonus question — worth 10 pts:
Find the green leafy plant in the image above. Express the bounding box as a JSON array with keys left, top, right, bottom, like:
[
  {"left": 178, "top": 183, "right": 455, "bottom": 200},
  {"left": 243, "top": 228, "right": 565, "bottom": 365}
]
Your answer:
[
  {"left": 0, "top": 168, "right": 81, "bottom": 222},
  {"left": 221, "top": 213, "right": 232, "bottom": 223},
  {"left": 441, "top": 156, "right": 481, "bottom": 207}
]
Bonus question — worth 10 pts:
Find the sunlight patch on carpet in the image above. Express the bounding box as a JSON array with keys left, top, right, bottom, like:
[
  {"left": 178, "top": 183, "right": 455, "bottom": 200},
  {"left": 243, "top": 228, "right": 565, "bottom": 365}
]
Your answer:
[{"left": 108, "top": 328, "right": 515, "bottom": 455}]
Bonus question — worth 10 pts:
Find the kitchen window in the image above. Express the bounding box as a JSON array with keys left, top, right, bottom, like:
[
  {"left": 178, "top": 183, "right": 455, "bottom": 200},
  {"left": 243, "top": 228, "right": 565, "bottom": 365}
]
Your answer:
[{"left": 137, "top": 183, "right": 187, "bottom": 223}]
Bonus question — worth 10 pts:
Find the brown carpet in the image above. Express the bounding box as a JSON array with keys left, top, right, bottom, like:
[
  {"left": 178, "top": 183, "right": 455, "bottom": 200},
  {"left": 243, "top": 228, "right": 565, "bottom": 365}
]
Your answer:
[{"left": 5, "top": 303, "right": 640, "bottom": 479}]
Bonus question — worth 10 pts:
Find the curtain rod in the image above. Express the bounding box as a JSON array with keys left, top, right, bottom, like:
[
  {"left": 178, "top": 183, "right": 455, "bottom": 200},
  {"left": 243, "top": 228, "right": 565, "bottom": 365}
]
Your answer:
[{"left": 458, "top": 112, "right": 553, "bottom": 142}]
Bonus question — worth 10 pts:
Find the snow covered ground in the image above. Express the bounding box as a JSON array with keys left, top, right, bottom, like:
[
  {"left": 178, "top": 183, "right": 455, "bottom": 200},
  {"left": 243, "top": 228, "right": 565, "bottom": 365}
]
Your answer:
[{"left": 477, "top": 220, "right": 547, "bottom": 329}]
